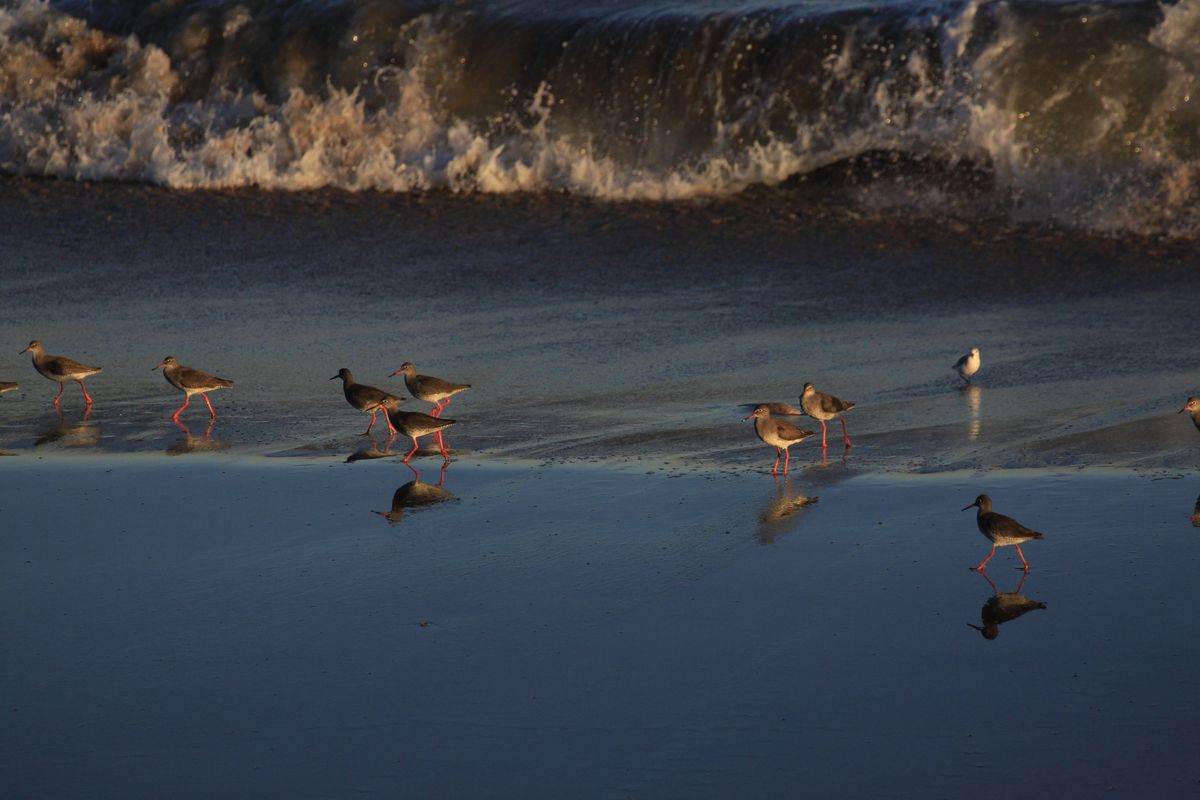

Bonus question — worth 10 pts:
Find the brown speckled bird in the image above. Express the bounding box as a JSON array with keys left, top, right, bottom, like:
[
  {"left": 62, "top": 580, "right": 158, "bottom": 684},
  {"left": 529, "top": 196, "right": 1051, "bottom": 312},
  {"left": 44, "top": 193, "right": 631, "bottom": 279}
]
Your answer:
[
  {"left": 1179, "top": 396, "right": 1200, "bottom": 433},
  {"left": 800, "top": 382, "right": 856, "bottom": 449},
  {"left": 155, "top": 357, "right": 234, "bottom": 422},
  {"left": 390, "top": 362, "right": 470, "bottom": 418},
  {"left": 21, "top": 340, "right": 101, "bottom": 408},
  {"left": 332, "top": 368, "right": 404, "bottom": 436},
  {"left": 386, "top": 408, "right": 457, "bottom": 463},
  {"left": 963, "top": 494, "right": 1044, "bottom": 572},
  {"left": 746, "top": 404, "right": 815, "bottom": 475}
]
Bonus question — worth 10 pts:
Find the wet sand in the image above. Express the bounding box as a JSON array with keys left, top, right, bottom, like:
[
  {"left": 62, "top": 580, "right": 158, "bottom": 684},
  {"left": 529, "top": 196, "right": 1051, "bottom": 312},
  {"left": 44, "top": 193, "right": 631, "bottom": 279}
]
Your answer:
[
  {"left": 0, "top": 178, "right": 1198, "bottom": 469},
  {"left": 2, "top": 179, "right": 1200, "bottom": 796},
  {"left": 3, "top": 458, "right": 1199, "bottom": 798}
]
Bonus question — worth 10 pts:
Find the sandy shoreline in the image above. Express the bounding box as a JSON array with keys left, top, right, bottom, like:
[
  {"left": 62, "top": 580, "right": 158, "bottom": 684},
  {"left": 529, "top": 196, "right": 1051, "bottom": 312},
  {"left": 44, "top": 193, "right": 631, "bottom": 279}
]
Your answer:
[{"left": 1, "top": 179, "right": 1198, "bottom": 473}]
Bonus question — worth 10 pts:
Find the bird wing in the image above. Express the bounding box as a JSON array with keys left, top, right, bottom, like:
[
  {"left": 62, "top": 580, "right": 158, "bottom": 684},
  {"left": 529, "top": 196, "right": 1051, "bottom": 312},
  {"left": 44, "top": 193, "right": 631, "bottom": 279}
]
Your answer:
[
  {"left": 987, "top": 512, "right": 1043, "bottom": 539},
  {"left": 953, "top": 353, "right": 970, "bottom": 370},
  {"left": 775, "top": 420, "right": 815, "bottom": 441},
  {"left": 45, "top": 355, "right": 100, "bottom": 377},
  {"left": 175, "top": 365, "right": 233, "bottom": 390},
  {"left": 417, "top": 375, "right": 470, "bottom": 394},
  {"left": 823, "top": 394, "right": 854, "bottom": 413}
]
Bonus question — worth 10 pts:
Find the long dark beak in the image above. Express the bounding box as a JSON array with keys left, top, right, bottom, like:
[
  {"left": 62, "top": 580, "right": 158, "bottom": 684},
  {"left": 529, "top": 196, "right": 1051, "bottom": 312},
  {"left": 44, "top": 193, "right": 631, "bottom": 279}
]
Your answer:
[
  {"left": 388, "top": 369, "right": 400, "bottom": 377},
  {"left": 961, "top": 504, "right": 975, "bottom": 511},
  {"left": 152, "top": 363, "right": 165, "bottom": 371},
  {"left": 967, "top": 624, "right": 984, "bottom": 632},
  {"left": 1180, "top": 407, "right": 1188, "bottom": 414},
  {"left": 19, "top": 347, "right": 29, "bottom": 354},
  {"left": 329, "top": 375, "right": 339, "bottom": 380},
  {"left": 743, "top": 413, "right": 754, "bottom": 421}
]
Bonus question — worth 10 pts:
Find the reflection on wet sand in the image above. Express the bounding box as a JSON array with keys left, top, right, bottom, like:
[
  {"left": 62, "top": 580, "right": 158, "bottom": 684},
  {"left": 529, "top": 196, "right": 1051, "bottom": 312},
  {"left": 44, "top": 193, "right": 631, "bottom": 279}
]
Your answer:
[
  {"left": 1191, "top": 494, "right": 1200, "bottom": 528},
  {"left": 345, "top": 437, "right": 396, "bottom": 463},
  {"left": 818, "top": 447, "right": 849, "bottom": 469},
  {"left": 962, "top": 384, "right": 982, "bottom": 442},
  {"left": 165, "top": 419, "right": 226, "bottom": 456},
  {"left": 757, "top": 476, "right": 818, "bottom": 545},
  {"left": 374, "top": 462, "right": 456, "bottom": 524},
  {"left": 969, "top": 570, "right": 1046, "bottom": 640},
  {"left": 346, "top": 436, "right": 457, "bottom": 464},
  {"left": 34, "top": 407, "right": 99, "bottom": 448}
]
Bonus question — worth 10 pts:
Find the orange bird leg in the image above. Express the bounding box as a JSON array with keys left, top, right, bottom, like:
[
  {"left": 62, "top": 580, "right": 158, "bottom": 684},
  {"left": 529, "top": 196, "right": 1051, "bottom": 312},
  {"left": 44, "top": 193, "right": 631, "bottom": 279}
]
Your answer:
[
  {"left": 1014, "top": 545, "right": 1031, "bottom": 572},
  {"left": 202, "top": 393, "right": 217, "bottom": 418},
  {"left": 770, "top": 449, "right": 781, "bottom": 475},
  {"left": 782, "top": 447, "right": 791, "bottom": 474},
  {"left": 972, "top": 546, "right": 997, "bottom": 572},
  {"left": 840, "top": 417, "right": 852, "bottom": 448},
  {"left": 172, "top": 395, "right": 191, "bottom": 422},
  {"left": 403, "top": 437, "right": 419, "bottom": 463},
  {"left": 53, "top": 382, "right": 64, "bottom": 408},
  {"left": 77, "top": 380, "right": 93, "bottom": 405},
  {"left": 820, "top": 420, "right": 829, "bottom": 449},
  {"left": 364, "top": 410, "right": 378, "bottom": 435},
  {"left": 384, "top": 411, "right": 397, "bottom": 435},
  {"left": 436, "top": 430, "right": 449, "bottom": 457}
]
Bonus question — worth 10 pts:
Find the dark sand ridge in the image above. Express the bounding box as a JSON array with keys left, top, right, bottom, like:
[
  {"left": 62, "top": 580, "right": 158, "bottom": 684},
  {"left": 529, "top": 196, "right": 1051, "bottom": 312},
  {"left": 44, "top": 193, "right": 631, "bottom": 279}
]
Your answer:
[{"left": 1, "top": 178, "right": 1197, "bottom": 472}]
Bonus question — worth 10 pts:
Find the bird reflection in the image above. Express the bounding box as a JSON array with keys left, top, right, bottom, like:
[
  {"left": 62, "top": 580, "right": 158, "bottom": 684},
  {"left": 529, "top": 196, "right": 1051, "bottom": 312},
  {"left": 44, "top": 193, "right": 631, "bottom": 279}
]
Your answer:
[
  {"left": 165, "top": 419, "right": 225, "bottom": 455},
  {"left": 34, "top": 407, "right": 99, "bottom": 447},
  {"left": 756, "top": 475, "right": 818, "bottom": 545},
  {"left": 345, "top": 436, "right": 396, "bottom": 463},
  {"left": 345, "top": 433, "right": 455, "bottom": 464},
  {"left": 962, "top": 384, "right": 982, "bottom": 442},
  {"left": 374, "top": 462, "right": 455, "bottom": 524},
  {"left": 1190, "top": 494, "right": 1200, "bottom": 528},
  {"left": 968, "top": 570, "right": 1046, "bottom": 640}
]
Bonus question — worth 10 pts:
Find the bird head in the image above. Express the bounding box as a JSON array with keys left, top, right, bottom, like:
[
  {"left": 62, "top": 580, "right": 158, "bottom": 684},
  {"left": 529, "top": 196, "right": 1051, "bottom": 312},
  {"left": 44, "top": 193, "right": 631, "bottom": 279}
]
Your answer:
[
  {"left": 389, "top": 362, "right": 416, "bottom": 378},
  {"left": 962, "top": 494, "right": 991, "bottom": 512}
]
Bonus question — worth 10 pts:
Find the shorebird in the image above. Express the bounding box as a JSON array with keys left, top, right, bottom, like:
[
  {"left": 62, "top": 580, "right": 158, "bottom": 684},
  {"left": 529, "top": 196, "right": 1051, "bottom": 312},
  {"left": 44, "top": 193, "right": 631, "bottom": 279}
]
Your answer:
[
  {"left": 21, "top": 340, "right": 102, "bottom": 408},
  {"left": 386, "top": 408, "right": 456, "bottom": 462},
  {"left": 154, "top": 357, "right": 234, "bottom": 422},
  {"left": 962, "top": 494, "right": 1044, "bottom": 572},
  {"left": 389, "top": 362, "right": 470, "bottom": 417},
  {"left": 331, "top": 368, "right": 403, "bottom": 435},
  {"left": 800, "top": 382, "right": 856, "bottom": 449},
  {"left": 0, "top": 382, "right": 16, "bottom": 395},
  {"left": 953, "top": 347, "right": 981, "bottom": 383},
  {"left": 746, "top": 405, "right": 815, "bottom": 475},
  {"left": 1179, "top": 397, "right": 1200, "bottom": 433}
]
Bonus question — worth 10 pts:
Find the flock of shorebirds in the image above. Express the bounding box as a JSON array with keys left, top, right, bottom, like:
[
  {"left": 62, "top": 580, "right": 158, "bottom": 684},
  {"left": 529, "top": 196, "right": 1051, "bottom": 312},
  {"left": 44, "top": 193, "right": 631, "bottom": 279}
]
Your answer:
[
  {"left": 5, "top": 340, "right": 1199, "bottom": 574},
  {"left": 4, "top": 340, "right": 470, "bottom": 466}
]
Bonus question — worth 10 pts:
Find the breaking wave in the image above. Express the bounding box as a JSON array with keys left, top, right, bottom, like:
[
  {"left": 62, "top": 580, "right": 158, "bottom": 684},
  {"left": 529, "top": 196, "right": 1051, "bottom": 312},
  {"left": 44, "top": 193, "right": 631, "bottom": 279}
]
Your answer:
[{"left": 2, "top": 0, "right": 1199, "bottom": 237}]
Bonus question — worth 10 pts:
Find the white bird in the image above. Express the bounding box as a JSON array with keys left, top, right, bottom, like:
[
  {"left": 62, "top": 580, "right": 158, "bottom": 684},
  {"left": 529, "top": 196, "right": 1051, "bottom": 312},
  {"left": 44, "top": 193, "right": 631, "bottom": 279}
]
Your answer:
[{"left": 953, "top": 346, "right": 981, "bottom": 383}]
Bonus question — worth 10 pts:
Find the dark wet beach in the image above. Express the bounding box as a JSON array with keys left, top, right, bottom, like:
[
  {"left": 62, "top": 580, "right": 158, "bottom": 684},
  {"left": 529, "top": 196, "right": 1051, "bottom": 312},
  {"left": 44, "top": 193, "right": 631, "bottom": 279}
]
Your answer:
[
  {"left": 2, "top": 179, "right": 1200, "bottom": 797},
  {"left": 3, "top": 459, "right": 1199, "bottom": 798}
]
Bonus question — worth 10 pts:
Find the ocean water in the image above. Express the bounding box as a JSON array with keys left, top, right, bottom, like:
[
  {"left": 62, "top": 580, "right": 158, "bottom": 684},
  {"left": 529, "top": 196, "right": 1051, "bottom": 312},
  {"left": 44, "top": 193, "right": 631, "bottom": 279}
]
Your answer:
[{"left": 2, "top": 0, "right": 1199, "bottom": 237}]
